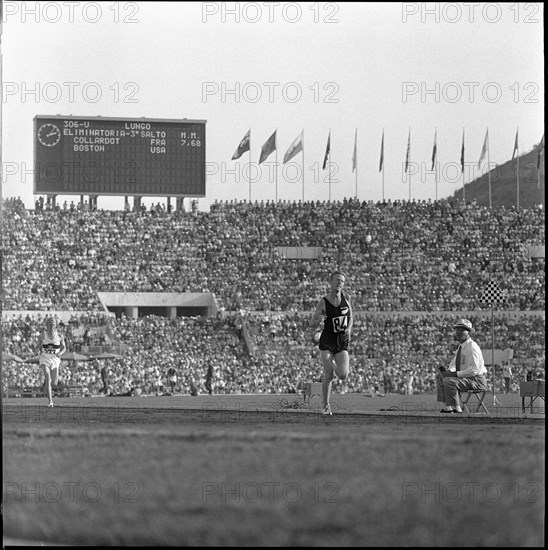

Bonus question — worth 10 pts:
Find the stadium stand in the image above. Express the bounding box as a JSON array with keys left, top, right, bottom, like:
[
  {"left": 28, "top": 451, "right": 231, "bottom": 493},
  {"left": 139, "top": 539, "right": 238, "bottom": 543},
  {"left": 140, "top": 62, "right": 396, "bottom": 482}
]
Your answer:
[{"left": 1, "top": 196, "right": 545, "bottom": 397}]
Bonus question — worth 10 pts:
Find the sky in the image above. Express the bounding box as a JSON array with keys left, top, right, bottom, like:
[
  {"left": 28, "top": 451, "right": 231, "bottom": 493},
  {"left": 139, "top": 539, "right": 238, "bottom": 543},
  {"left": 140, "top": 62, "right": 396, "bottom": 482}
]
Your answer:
[{"left": 0, "top": 1, "right": 545, "bottom": 211}]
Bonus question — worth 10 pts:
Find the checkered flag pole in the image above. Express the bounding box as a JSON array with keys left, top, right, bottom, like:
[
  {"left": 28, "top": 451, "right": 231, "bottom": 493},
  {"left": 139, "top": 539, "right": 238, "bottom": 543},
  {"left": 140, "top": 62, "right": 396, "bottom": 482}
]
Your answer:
[
  {"left": 481, "top": 279, "right": 507, "bottom": 407},
  {"left": 480, "top": 279, "right": 507, "bottom": 306}
]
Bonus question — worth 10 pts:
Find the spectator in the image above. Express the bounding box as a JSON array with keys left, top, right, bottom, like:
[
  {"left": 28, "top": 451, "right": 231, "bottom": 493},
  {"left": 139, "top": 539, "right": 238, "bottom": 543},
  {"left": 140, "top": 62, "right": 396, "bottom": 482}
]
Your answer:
[
  {"left": 437, "top": 319, "right": 488, "bottom": 414},
  {"left": 404, "top": 370, "right": 414, "bottom": 395},
  {"left": 205, "top": 361, "right": 213, "bottom": 395},
  {"left": 101, "top": 364, "right": 110, "bottom": 395},
  {"left": 167, "top": 366, "right": 178, "bottom": 394},
  {"left": 502, "top": 362, "right": 512, "bottom": 394}
]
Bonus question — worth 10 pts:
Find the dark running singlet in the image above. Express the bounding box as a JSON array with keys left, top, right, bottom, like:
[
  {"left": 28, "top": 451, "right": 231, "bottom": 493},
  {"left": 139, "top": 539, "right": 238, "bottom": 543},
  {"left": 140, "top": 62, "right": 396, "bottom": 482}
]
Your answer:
[{"left": 319, "top": 292, "right": 351, "bottom": 354}]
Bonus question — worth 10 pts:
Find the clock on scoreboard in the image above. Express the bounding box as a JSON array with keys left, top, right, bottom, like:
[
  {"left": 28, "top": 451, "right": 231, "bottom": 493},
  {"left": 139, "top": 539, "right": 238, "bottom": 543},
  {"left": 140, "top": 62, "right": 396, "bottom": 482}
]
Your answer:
[{"left": 34, "top": 115, "right": 206, "bottom": 197}]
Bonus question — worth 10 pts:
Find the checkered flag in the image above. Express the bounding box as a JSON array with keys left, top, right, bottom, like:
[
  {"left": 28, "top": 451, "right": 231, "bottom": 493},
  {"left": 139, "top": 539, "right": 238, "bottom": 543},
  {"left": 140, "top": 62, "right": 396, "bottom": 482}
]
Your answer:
[{"left": 480, "top": 279, "right": 507, "bottom": 305}]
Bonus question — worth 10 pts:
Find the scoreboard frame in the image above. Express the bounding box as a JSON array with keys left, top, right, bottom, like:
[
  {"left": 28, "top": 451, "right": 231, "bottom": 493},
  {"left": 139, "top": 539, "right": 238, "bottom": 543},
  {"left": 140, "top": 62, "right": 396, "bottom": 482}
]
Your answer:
[{"left": 33, "top": 115, "right": 207, "bottom": 197}]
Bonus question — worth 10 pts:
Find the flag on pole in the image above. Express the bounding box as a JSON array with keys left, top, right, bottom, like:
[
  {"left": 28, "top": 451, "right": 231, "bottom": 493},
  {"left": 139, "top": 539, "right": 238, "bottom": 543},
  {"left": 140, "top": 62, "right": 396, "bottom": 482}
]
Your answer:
[
  {"left": 352, "top": 129, "right": 357, "bottom": 172},
  {"left": 478, "top": 128, "right": 488, "bottom": 168},
  {"left": 322, "top": 132, "right": 331, "bottom": 170},
  {"left": 431, "top": 130, "right": 437, "bottom": 171},
  {"left": 480, "top": 279, "right": 507, "bottom": 306},
  {"left": 379, "top": 130, "right": 384, "bottom": 172},
  {"left": 283, "top": 131, "right": 303, "bottom": 164},
  {"left": 259, "top": 130, "right": 276, "bottom": 164},
  {"left": 460, "top": 129, "right": 465, "bottom": 173},
  {"left": 512, "top": 128, "right": 519, "bottom": 160},
  {"left": 404, "top": 130, "right": 410, "bottom": 173},
  {"left": 537, "top": 134, "right": 544, "bottom": 170},
  {"left": 231, "top": 129, "right": 250, "bottom": 160}
]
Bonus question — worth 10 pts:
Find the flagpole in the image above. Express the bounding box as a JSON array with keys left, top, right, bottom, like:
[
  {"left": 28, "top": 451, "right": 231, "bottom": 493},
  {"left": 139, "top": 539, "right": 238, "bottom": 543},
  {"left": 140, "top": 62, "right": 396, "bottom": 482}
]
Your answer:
[
  {"left": 355, "top": 128, "right": 358, "bottom": 200},
  {"left": 329, "top": 128, "right": 332, "bottom": 202},
  {"left": 382, "top": 162, "right": 385, "bottom": 202},
  {"left": 408, "top": 128, "right": 411, "bottom": 202},
  {"left": 462, "top": 128, "right": 466, "bottom": 203},
  {"left": 491, "top": 304, "right": 502, "bottom": 407},
  {"left": 382, "top": 129, "right": 385, "bottom": 201},
  {"left": 275, "top": 129, "right": 278, "bottom": 203},
  {"left": 480, "top": 280, "right": 504, "bottom": 408},
  {"left": 487, "top": 128, "right": 491, "bottom": 208},
  {"left": 539, "top": 137, "right": 545, "bottom": 208},
  {"left": 356, "top": 153, "right": 358, "bottom": 200},
  {"left": 516, "top": 127, "right": 520, "bottom": 211},
  {"left": 491, "top": 305, "right": 496, "bottom": 403},
  {"left": 248, "top": 129, "right": 251, "bottom": 202},
  {"left": 434, "top": 128, "right": 438, "bottom": 201},
  {"left": 302, "top": 129, "right": 305, "bottom": 203}
]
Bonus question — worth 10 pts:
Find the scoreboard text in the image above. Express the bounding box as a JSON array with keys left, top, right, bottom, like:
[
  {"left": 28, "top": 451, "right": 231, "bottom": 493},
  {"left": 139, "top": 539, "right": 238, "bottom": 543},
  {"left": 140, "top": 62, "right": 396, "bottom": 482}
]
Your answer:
[{"left": 34, "top": 115, "right": 206, "bottom": 196}]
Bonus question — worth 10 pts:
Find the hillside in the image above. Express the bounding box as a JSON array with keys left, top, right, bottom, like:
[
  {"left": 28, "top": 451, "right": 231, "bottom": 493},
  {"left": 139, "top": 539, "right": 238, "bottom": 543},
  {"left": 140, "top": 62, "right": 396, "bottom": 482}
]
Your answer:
[{"left": 448, "top": 145, "right": 545, "bottom": 209}]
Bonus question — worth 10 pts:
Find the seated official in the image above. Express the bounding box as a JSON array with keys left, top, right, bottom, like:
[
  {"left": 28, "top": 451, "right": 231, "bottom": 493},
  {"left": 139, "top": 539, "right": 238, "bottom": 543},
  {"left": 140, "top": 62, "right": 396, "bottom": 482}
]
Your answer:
[{"left": 437, "top": 319, "right": 487, "bottom": 413}]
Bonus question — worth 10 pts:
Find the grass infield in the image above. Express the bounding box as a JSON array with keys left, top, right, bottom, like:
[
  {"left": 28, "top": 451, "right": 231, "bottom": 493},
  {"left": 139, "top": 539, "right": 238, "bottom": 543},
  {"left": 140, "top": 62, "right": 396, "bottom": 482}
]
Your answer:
[{"left": 2, "top": 393, "right": 545, "bottom": 546}]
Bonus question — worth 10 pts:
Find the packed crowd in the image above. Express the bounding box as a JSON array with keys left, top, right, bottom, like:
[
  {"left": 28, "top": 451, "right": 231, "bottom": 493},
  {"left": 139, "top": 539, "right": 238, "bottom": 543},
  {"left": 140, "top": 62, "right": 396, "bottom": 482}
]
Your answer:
[
  {"left": 244, "top": 311, "right": 545, "bottom": 395},
  {"left": 2, "top": 311, "right": 118, "bottom": 358},
  {"left": 3, "top": 314, "right": 246, "bottom": 396},
  {"left": 2, "top": 196, "right": 545, "bottom": 312},
  {"left": 3, "top": 312, "right": 544, "bottom": 396},
  {"left": 2, "top": 195, "right": 544, "bottom": 396}
]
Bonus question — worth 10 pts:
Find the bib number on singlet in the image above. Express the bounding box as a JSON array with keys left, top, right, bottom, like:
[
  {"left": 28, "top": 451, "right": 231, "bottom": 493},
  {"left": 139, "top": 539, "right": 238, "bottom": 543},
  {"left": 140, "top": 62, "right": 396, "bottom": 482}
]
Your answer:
[{"left": 332, "top": 315, "right": 348, "bottom": 333}]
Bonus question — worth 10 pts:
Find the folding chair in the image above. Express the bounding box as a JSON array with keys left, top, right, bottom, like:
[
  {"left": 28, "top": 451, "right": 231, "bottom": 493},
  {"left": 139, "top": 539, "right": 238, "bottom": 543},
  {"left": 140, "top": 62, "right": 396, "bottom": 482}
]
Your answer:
[{"left": 460, "top": 389, "right": 489, "bottom": 414}]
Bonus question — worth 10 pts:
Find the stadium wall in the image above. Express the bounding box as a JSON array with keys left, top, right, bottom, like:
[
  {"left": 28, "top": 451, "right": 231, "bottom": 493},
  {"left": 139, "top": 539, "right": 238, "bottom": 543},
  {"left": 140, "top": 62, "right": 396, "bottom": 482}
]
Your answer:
[
  {"left": 2, "top": 311, "right": 115, "bottom": 322},
  {"left": 3, "top": 309, "right": 543, "bottom": 321},
  {"left": 96, "top": 292, "right": 218, "bottom": 318},
  {"left": 229, "top": 310, "right": 545, "bottom": 319}
]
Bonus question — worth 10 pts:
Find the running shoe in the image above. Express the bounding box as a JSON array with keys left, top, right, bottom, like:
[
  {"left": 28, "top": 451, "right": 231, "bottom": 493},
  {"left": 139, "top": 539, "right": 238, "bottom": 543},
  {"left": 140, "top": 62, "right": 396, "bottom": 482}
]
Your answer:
[{"left": 322, "top": 404, "right": 332, "bottom": 416}]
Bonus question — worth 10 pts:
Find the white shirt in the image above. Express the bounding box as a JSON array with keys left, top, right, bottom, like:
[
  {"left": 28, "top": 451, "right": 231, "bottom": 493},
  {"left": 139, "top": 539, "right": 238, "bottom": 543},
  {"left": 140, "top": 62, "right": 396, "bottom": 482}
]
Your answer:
[
  {"left": 41, "top": 330, "right": 63, "bottom": 355},
  {"left": 448, "top": 337, "right": 487, "bottom": 378}
]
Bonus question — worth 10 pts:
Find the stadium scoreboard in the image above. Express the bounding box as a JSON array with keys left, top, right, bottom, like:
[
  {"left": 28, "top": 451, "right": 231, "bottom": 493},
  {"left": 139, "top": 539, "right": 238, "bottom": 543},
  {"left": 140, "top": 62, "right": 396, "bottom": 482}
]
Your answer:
[{"left": 34, "top": 115, "right": 206, "bottom": 197}]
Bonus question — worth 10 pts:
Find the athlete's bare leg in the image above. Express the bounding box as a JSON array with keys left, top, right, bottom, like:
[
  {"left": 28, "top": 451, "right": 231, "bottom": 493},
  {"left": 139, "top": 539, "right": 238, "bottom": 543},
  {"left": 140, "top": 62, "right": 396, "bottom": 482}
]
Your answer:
[
  {"left": 320, "top": 350, "right": 336, "bottom": 413},
  {"left": 42, "top": 364, "right": 53, "bottom": 405},
  {"left": 333, "top": 350, "right": 349, "bottom": 393},
  {"left": 51, "top": 367, "right": 59, "bottom": 399},
  {"left": 51, "top": 367, "right": 59, "bottom": 387}
]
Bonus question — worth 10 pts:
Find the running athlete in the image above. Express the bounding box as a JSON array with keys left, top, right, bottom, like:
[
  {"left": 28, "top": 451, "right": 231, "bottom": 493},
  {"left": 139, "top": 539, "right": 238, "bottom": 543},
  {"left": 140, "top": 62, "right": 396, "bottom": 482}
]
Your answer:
[
  {"left": 309, "top": 271, "right": 353, "bottom": 415},
  {"left": 37, "top": 317, "right": 66, "bottom": 407}
]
